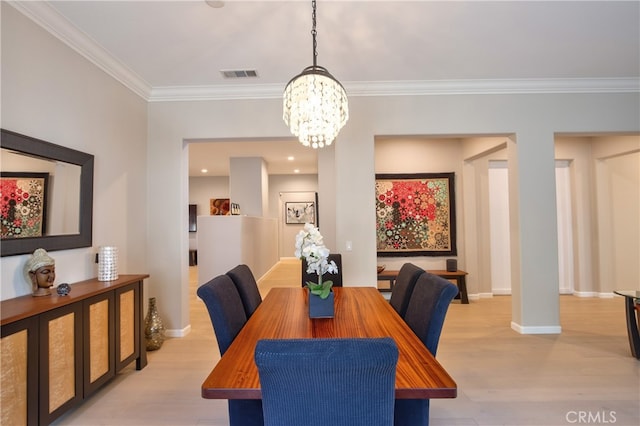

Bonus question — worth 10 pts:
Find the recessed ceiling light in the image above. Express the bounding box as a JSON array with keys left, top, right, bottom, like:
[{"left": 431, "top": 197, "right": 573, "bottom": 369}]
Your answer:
[
  {"left": 201, "top": 168, "right": 208, "bottom": 173},
  {"left": 287, "top": 156, "right": 295, "bottom": 161},
  {"left": 294, "top": 169, "right": 300, "bottom": 174},
  {"left": 205, "top": 1, "right": 225, "bottom": 9}
]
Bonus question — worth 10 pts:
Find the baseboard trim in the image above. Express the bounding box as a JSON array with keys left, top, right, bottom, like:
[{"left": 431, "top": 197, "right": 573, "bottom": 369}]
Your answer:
[
  {"left": 165, "top": 324, "right": 191, "bottom": 338},
  {"left": 573, "top": 291, "right": 597, "bottom": 297},
  {"left": 258, "top": 258, "right": 295, "bottom": 283},
  {"left": 474, "top": 293, "right": 494, "bottom": 299},
  {"left": 511, "top": 322, "right": 562, "bottom": 335},
  {"left": 573, "top": 291, "right": 615, "bottom": 298}
]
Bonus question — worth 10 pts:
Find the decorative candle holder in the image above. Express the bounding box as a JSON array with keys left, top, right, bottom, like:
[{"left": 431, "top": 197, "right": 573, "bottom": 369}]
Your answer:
[{"left": 98, "top": 246, "right": 119, "bottom": 281}]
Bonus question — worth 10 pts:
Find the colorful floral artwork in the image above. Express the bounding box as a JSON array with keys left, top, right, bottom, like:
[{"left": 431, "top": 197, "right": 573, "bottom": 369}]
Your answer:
[
  {"left": 375, "top": 173, "right": 456, "bottom": 256},
  {"left": 1, "top": 173, "right": 48, "bottom": 239}
]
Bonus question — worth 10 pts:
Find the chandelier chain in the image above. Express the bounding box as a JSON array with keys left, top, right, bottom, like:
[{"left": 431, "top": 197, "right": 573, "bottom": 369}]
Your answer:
[{"left": 311, "top": 0, "right": 317, "bottom": 67}]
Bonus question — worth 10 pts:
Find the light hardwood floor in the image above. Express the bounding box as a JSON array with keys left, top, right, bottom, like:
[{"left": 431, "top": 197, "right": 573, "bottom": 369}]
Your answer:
[{"left": 54, "top": 259, "right": 639, "bottom": 426}]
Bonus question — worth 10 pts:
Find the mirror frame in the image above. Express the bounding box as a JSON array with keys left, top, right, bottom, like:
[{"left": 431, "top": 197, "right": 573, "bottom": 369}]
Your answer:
[{"left": 1, "top": 129, "right": 94, "bottom": 256}]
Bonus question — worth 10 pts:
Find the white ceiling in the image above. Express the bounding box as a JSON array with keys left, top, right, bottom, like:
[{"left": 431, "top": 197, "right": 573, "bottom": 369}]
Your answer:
[{"left": 13, "top": 0, "right": 639, "bottom": 176}]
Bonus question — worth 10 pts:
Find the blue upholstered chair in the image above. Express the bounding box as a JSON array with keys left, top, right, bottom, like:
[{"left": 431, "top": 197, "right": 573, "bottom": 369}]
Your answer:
[
  {"left": 395, "top": 272, "right": 458, "bottom": 426},
  {"left": 301, "top": 253, "right": 343, "bottom": 287},
  {"left": 197, "top": 275, "right": 264, "bottom": 426},
  {"left": 255, "top": 337, "right": 398, "bottom": 426},
  {"left": 226, "top": 264, "right": 263, "bottom": 318},
  {"left": 389, "top": 263, "right": 424, "bottom": 317}
]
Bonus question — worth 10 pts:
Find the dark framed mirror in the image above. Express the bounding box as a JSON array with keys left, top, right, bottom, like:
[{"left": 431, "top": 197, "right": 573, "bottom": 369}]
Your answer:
[{"left": 1, "top": 129, "right": 94, "bottom": 256}]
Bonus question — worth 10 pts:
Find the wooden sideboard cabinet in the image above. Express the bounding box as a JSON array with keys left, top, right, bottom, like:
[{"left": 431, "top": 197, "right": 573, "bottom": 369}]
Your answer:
[{"left": 1, "top": 274, "right": 149, "bottom": 425}]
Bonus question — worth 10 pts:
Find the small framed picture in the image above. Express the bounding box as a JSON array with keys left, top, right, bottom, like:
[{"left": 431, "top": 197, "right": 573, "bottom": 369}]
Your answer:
[
  {"left": 285, "top": 202, "right": 316, "bottom": 225},
  {"left": 210, "top": 198, "right": 230, "bottom": 215}
]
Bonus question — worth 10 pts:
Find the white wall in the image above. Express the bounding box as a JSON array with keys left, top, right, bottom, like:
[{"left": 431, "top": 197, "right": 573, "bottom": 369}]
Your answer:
[
  {"left": 196, "top": 216, "right": 278, "bottom": 286},
  {"left": 229, "top": 157, "right": 268, "bottom": 217},
  {"left": 188, "top": 176, "right": 229, "bottom": 214},
  {"left": 188, "top": 175, "right": 229, "bottom": 251},
  {"left": 555, "top": 136, "right": 640, "bottom": 295},
  {"left": 268, "top": 175, "right": 318, "bottom": 217},
  {"left": 488, "top": 161, "right": 512, "bottom": 294},
  {"left": 604, "top": 152, "right": 640, "bottom": 289},
  {"left": 1, "top": 3, "right": 148, "bottom": 301}
]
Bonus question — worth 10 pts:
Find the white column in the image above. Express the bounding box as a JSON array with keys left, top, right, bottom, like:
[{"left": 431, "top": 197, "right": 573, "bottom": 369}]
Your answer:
[
  {"left": 508, "top": 133, "right": 562, "bottom": 334},
  {"left": 229, "top": 157, "right": 268, "bottom": 217}
]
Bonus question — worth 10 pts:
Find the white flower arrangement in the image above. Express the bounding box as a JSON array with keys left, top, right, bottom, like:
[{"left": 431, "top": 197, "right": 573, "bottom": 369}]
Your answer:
[{"left": 294, "top": 223, "right": 338, "bottom": 299}]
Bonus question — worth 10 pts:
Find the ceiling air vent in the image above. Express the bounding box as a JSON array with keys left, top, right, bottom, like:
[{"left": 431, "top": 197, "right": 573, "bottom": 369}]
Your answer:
[{"left": 221, "top": 69, "right": 258, "bottom": 79}]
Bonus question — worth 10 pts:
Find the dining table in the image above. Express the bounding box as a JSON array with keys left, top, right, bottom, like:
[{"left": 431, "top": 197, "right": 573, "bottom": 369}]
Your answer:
[{"left": 201, "top": 286, "right": 457, "bottom": 400}]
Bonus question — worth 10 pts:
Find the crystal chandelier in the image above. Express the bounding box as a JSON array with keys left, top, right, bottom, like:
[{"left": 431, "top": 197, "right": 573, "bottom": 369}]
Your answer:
[{"left": 283, "top": 0, "right": 349, "bottom": 149}]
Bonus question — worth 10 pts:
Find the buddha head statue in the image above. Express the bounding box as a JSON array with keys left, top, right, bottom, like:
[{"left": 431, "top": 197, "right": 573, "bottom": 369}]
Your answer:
[{"left": 24, "top": 248, "right": 56, "bottom": 297}]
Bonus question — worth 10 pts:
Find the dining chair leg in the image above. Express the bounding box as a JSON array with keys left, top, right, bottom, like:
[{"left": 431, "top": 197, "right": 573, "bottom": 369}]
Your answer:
[
  {"left": 394, "top": 399, "right": 429, "bottom": 426},
  {"left": 228, "top": 399, "right": 264, "bottom": 426}
]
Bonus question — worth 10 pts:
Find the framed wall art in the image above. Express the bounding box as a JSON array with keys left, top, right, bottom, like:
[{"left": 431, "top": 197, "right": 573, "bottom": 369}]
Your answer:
[
  {"left": 375, "top": 172, "right": 456, "bottom": 256},
  {"left": 285, "top": 201, "right": 316, "bottom": 225},
  {"left": 1, "top": 172, "right": 49, "bottom": 239},
  {"left": 210, "top": 198, "right": 230, "bottom": 215}
]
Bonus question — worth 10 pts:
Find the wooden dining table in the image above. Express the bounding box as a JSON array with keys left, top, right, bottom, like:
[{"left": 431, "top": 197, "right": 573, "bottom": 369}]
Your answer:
[{"left": 201, "top": 287, "right": 457, "bottom": 400}]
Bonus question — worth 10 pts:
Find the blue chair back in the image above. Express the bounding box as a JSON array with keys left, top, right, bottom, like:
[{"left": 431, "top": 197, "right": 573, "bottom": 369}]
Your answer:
[
  {"left": 301, "top": 253, "right": 343, "bottom": 287},
  {"left": 255, "top": 337, "right": 398, "bottom": 426},
  {"left": 196, "top": 274, "right": 247, "bottom": 355},
  {"left": 395, "top": 273, "right": 457, "bottom": 426},
  {"left": 197, "top": 275, "right": 264, "bottom": 426},
  {"left": 227, "top": 264, "right": 263, "bottom": 318},
  {"left": 403, "top": 272, "right": 458, "bottom": 356},
  {"left": 389, "top": 263, "right": 424, "bottom": 317}
]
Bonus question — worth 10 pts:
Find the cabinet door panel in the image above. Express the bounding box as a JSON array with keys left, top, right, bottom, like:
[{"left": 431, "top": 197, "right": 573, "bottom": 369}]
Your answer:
[
  {"left": 1, "top": 318, "right": 38, "bottom": 426},
  {"left": 119, "top": 289, "right": 135, "bottom": 362},
  {"left": 83, "top": 292, "right": 115, "bottom": 396},
  {"left": 39, "top": 304, "right": 82, "bottom": 425},
  {"left": 48, "top": 313, "right": 76, "bottom": 411},
  {"left": 115, "top": 282, "right": 141, "bottom": 371}
]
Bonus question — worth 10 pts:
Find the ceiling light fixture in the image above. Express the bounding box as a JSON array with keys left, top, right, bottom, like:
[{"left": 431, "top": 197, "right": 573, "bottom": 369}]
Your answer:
[
  {"left": 205, "top": 1, "right": 225, "bottom": 9},
  {"left": 283, "top": 0, "right": 348, "bottom": 149}
]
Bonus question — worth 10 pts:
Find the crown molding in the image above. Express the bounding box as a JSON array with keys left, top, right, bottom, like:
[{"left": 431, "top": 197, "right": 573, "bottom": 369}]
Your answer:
[
  {"left": 12, "top": 1, "right": 640, "bottom": 103},
  {"left": 9, "top": 0, "right": 152, "bottom": 100},
  {"left": 149, "top": 77, "right": 639, "bottom": 102},
  {"left": 344, "top": 77, "right": 640, "bottom": 97},
  {"left": 148, "top": 83, "right": 285, "bottom": 102}
]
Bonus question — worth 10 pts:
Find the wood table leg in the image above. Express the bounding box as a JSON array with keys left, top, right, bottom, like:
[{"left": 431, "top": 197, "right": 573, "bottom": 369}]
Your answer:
[{"left": 457, "top": 276, "right": 469, "bottom": 304}]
